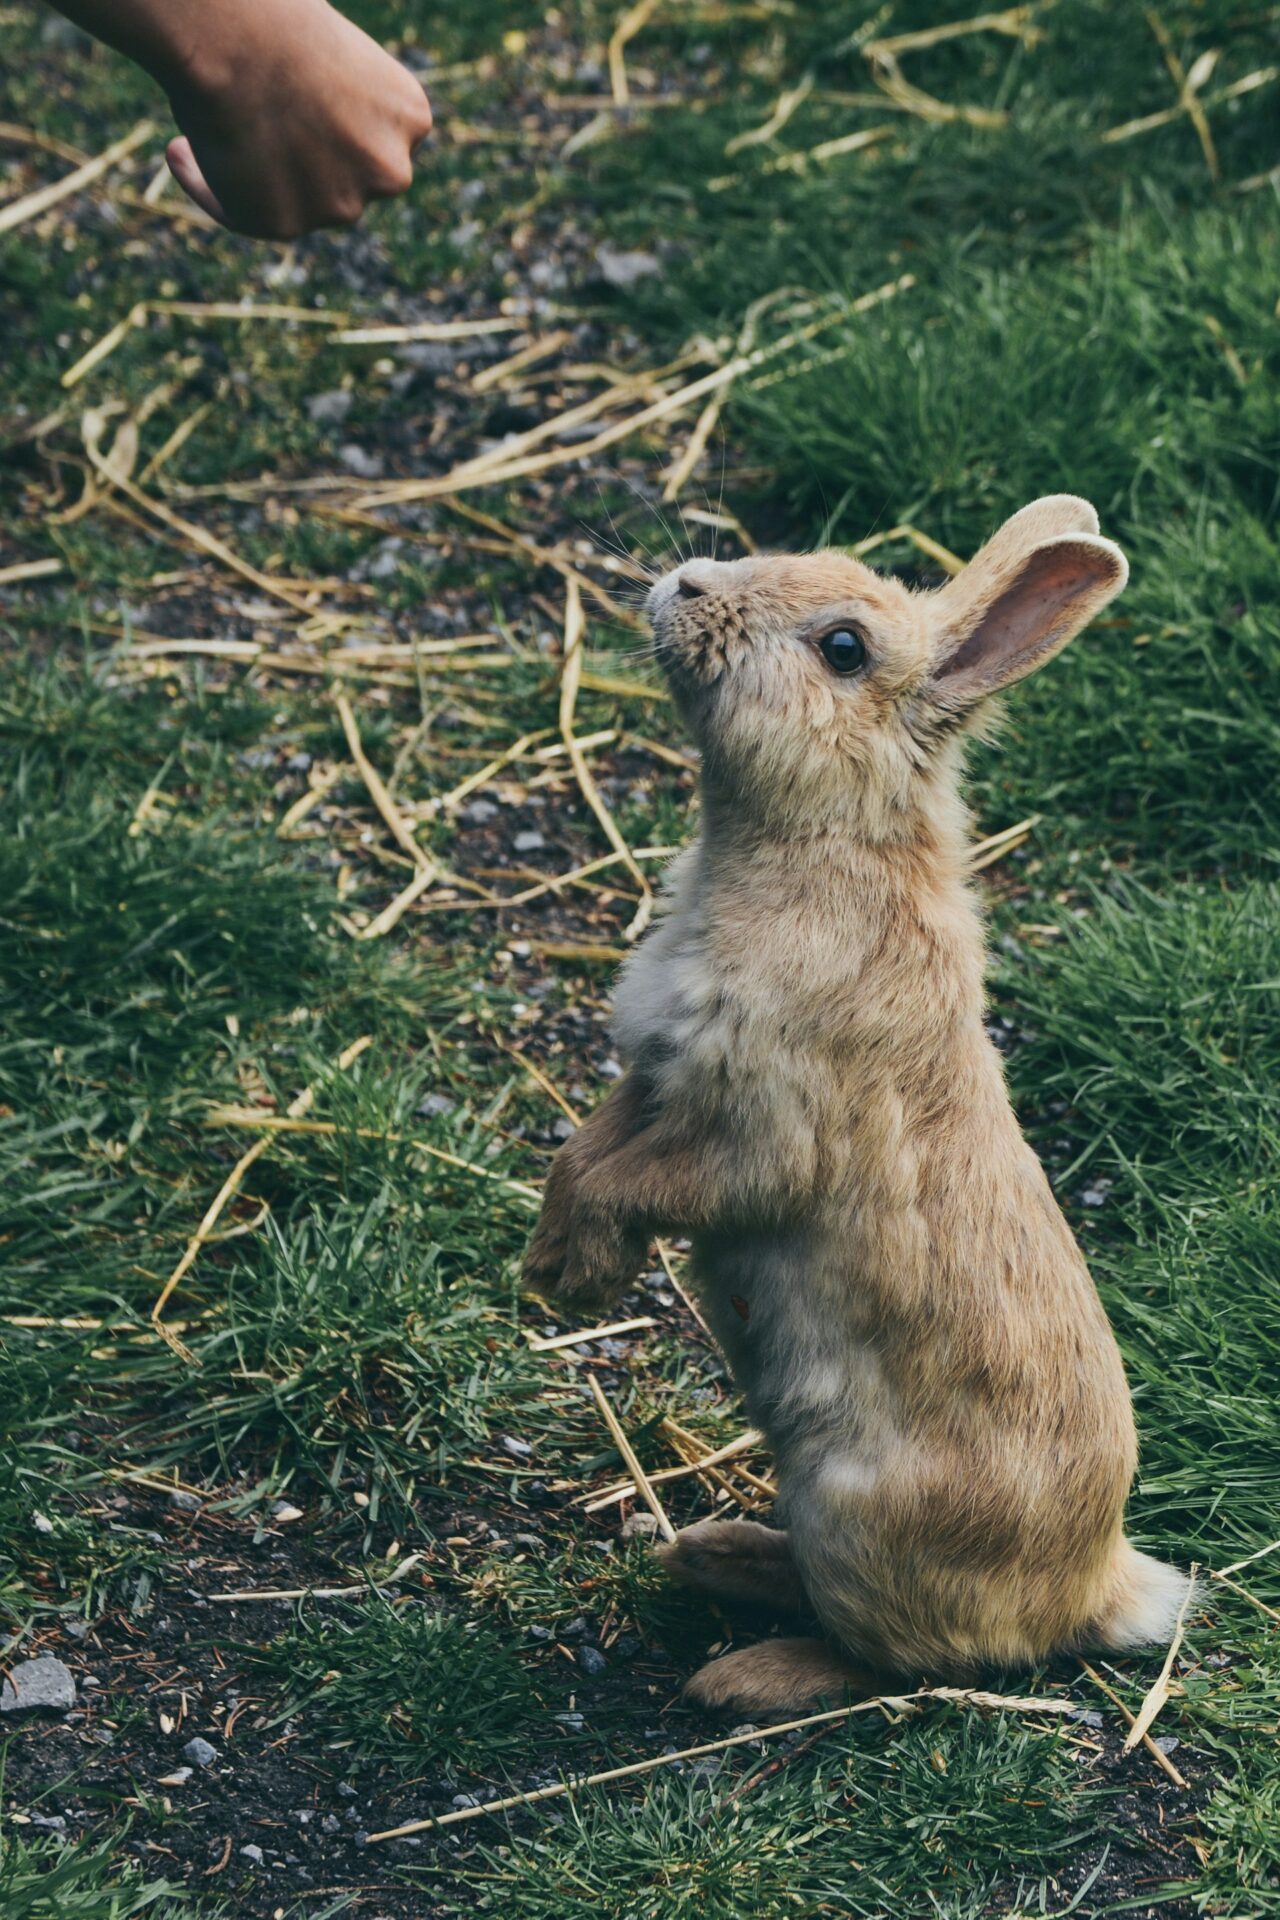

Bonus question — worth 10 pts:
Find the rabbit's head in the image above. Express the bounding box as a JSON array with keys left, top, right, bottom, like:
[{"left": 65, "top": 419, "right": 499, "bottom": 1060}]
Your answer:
[{"left": 647, "top": 495, "right": 1127, "bottom": 838}]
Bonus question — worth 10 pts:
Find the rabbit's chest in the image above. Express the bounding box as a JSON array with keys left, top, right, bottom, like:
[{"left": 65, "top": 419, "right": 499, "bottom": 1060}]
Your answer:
[{"left": 612, "top": 923, "right": 731, "bottom": 1077}]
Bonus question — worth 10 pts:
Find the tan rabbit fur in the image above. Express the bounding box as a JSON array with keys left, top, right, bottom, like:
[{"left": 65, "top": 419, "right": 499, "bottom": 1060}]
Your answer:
[{"left": 524, "top": 495, "right": 1190, "bottom": 1713}]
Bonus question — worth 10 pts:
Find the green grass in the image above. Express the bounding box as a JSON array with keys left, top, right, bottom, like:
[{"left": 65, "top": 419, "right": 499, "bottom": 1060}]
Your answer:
[
  {"left": 2, "top": 0, "right": 1278, "bottom": 1913},
  {"left": 241, "top": 1593, "right": 542, "bottom": 1778},
  {"left": 0, "top": 1822, "right": 192, "bottom": 1919},
  {"left": 448, "top": 1713, "right": 1103, "bottom": 1920}
]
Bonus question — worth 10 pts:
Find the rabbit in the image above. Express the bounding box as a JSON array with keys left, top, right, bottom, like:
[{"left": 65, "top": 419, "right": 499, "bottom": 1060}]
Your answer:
[{"left": 523, "top": 495, "right": 1191, "bottom": 1713}]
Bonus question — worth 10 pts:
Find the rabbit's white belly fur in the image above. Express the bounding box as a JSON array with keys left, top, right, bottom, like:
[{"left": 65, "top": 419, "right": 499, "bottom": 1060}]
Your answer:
[{"left": 693, "top": 1227, "right": 901, "bottom": 1492}]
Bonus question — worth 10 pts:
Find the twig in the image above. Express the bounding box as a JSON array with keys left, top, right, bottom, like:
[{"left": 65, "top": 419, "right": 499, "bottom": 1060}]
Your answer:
[
  {"left": 1207, "top": 1569, "right": 1280, "bottom": 1625},
  {"left": 581, "top": 1428, "right": 766, "bottom": 1511},
  {"left": 471, "top": 330, "right": 572, "bottom": 392},
  {"left": 152, "top": 1037, "right": 372, "bottom": 1357},
  {"left": 354, "top": 281, "right": 912, "bottom": 510},
  {"left": 207, "top": 1555, "right": 424, "bottom": 1603},
  {"left": 710, "top": 125, "right": 895, "bottom": 193},
  {"left": 968, "top": 815, "right": 1042, "bottom": 872},
  {"left": 1100, "top": 64, "right": 1276, "bottom": 146},
  {"left": 202, "top": 1108, "right": 542, "bottom": 1205},
  {"left": 655, "top": 1239, "right": 715, "bottom": 1341},
  {"left": 1144, "top": 11, "right": 1220, "bottom": 180},
  {"left": 333, "top": 688, "right": 434, "bottom": 871},
  {"left": 526, "top": 1316, "right": 657, "bottom": 1352},
  {"left": 355, "top": 863, "right": 437, "bottom": 941},
  {"left": 332, "top": 316, "right": 520, "bottom": 345},
  {"left": 0, "top": 118, "right": 154, "bottom": 236},
  {"left": 1217, "top": 1537, "right": 1280, "bottom": 1578},
  {"left": 662, "top": 1416, "right": 777, "bottom": 1499},
  {"left": 1122, "top": 1566, "right": 1199, "bottom": 1751},
  {"left": 0, "top": 556, "right": 62, "bottom": 587},
  {"left": 559, "top": 579, "right": 654, "bottom": 939},
  {"left": 850, "top": 522, "right": 965, "bottom": 574},
  {"left": 724, "top": 74, "right": 815, "bottom": 155},
  {"left": 585, "top": 1373, "right": 676, "bottom": 1542},
  {"left": 715, "top": 1720, "right": 833, "bottom": 1808},
  {"left": 608, "top": 0, "right": 661, "bottom": 106},
  {"left": 366, "top": 1686, "right": 1079, "bottom": 1840},
  {"left": 276, "top": 764, "right": 344, "bottom": 837},
  {"left": 494, "top": 1040, "right": 582, "bottom": 1125},
  {"left": 583, "top": 1436, "right": 771, "bottom": 1505},
  {"left": 1078, "top": 1661, "right": 1189, "bottom": 1789},
  {"left": 82, "top": 441, "right": 323, "bottom": 614},
  {"left": 864, "top": 5, "right": 1040, "bottom": 58},
  {"left": 663, "top": 291, "right": 789, "bottom": 502},
  {"left": 443, "top": 496, "right": 647, "bottom": 628}
]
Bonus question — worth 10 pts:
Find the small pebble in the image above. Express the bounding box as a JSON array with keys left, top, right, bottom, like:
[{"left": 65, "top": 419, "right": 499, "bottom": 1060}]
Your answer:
[
  {"left": 513, "top": 829, "right": 546, "bottom": 854},
  {"left": 595, "top": 244, "right": 662, "bottom": 288},
  {"left": 168, "top": 1490, "right": 201, "bottom": 1513},
  {"left": 306, "top": 389, "right": 353, "bottom": 426},
  {"left": 500, "top": 1434, "right": 533, "bottom": 1460},
  {"left": 182, "top": 1736, "right": 218, "bottom": 1767},
  {"left": 240, "top": 1844, "right": 264, "bottom": 1865},
  {"left": 337, "top": 443, "right": 382, "bottom": 480},
  {"left": 577, "top": 1645, "right": 608, "bottom": 1677}
]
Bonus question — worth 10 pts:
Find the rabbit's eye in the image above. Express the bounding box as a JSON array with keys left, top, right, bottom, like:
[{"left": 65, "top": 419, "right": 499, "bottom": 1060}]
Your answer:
[{"left": 819, "top": 627, "right": 867, "bottom": 675}]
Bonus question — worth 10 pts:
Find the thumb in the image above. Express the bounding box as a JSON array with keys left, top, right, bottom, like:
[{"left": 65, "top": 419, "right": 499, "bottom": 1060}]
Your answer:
[{"left": 166, "top": 135, "right": 228, "bottom": 225}]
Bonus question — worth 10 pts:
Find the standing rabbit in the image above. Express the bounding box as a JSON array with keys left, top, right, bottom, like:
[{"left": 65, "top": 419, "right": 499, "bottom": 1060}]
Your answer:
[{"left": 524, "top": 496, "right": 1190, "bottom": 1712}]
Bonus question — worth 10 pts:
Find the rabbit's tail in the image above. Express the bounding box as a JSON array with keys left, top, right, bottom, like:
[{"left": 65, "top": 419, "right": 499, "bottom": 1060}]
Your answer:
[
  {"left": 683, "top": 1637, "right": 877, "bottom": 1714},
  {"left": 1095, "top": 1542, "right": 1195, "bottom": 1652}
]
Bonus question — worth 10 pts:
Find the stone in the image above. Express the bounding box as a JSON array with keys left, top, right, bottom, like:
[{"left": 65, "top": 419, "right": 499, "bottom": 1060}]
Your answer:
[
  {"left": 595, "top": 245, "right": 662, "bottom": 289},
  {"left": 577, "top": 1645, "right": 608, "bottom": 1677},
  {"left": 0, "top": 1657, "right": 76, "bottom": 1715},
  {"left": 240, "top": 1844, "right": 264, "bottom": 1865},
  {"left": 337, "top": 444, "right": 383, "bottom": 480},
  {"left": 168, "top": 1490, "right": 201, "bottom": 1513},
  {"left": 182, "top": 1736, "right": 218, "bottom": 1767},
  {"left": 306, "top": 388, "right": 353, "bottom": 426},
  {"left": 366, "top": 537, "right": 404, "bottom": 581},
  {"left": 513, "top": 829, "right": 546, "bottom": 854},
  {"left": 459, "top": 800, "right": 499, "bottom": 826},
  {"left": 499, "top": 1434, "right": 533, "bottom": 1460}
]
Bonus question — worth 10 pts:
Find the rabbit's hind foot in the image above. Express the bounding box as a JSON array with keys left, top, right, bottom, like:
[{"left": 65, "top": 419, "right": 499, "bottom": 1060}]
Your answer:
[{"left": 683, "top": 1636, "right": 875, "bottom": 1714}]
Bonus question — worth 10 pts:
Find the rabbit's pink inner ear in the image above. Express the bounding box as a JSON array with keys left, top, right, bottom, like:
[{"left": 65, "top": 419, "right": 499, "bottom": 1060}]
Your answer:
[{"left": 932, "top": 534, "right": 1128, "bottom": 702}]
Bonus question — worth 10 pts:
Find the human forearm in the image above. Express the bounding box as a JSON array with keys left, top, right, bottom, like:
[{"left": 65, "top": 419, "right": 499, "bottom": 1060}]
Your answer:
[{"left": 43, "top": 0, "right": 433, "bottom": 238}]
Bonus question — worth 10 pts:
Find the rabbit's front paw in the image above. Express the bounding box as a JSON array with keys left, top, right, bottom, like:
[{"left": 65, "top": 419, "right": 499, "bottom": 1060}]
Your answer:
[
  {"left": 558, "top": 1214, "right": 646, "bottom": 1308},
  {"left": 522, "top": 1218, "right": 571, "bottom": 1297}
]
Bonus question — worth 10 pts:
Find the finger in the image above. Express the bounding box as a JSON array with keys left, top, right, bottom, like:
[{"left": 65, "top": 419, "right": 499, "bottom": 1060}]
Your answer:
[{"left": 166, "top": 136, "right": 228, "bottom": 226}]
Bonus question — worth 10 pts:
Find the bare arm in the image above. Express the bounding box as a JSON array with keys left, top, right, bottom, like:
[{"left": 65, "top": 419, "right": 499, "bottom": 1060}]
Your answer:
[{"left": 48, "top": 0, "right": 433, "bottom": 238}]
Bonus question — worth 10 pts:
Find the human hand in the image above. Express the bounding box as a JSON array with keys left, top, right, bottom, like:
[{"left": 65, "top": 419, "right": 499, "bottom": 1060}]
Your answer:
[{"left": 159, "top": 0, "right": 432, "bottom": 238}]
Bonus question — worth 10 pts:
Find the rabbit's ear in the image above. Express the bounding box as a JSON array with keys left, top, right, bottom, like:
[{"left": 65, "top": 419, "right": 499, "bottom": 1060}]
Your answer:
[{"left": 930, "top": 533, "right": 1127, "bottom": 702}]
